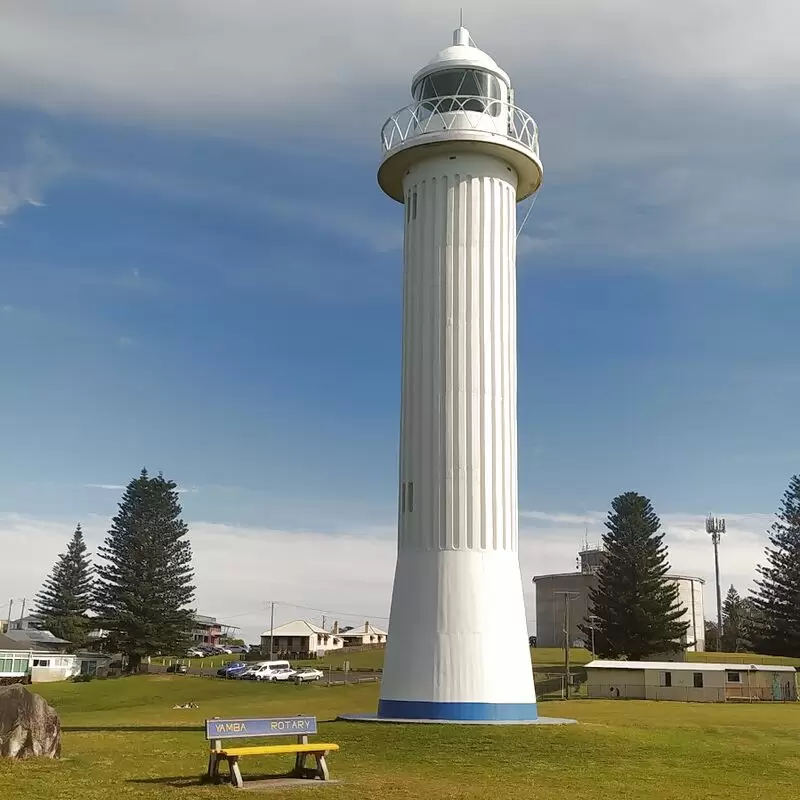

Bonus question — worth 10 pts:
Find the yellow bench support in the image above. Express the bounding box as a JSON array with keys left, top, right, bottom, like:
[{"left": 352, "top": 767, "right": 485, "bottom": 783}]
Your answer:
[{"left": 219, "top": 743, "right": 340, "bottom": 757}]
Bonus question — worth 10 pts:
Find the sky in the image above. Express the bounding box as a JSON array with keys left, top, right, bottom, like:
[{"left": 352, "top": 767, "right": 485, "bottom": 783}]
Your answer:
[{"left": 1, "top": 1, "right": 798, "bottom": 642}]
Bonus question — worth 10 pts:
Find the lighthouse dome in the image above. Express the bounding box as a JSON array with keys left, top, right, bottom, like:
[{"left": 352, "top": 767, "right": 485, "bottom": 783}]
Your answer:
[{"left": 411, "top": 27, "right": 511, "bottom": 95}]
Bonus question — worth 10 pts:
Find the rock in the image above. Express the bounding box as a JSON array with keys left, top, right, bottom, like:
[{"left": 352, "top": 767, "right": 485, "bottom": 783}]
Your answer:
[{"left": 0, "top": 685, "right": 61, "bottom": 759}]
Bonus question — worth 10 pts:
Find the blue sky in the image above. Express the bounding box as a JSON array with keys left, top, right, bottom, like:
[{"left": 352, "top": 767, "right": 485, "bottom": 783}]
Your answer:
[{"left": 1, "top": 2, "right": 798, "bottom": 638}]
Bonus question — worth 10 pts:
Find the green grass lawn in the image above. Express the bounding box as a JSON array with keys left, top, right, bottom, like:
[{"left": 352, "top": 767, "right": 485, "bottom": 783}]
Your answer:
[{"left": 1, "top": 674, "right": 798, "bottom": 800}]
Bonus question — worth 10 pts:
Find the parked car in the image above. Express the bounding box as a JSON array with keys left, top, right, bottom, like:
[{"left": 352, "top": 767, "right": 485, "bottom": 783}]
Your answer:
[
  {"left": 293, "top": 667, "right": 324, "bottom": 683},
  {"left": 268, "top": 667, "right": 297, "bottom": 682},
  {"left": 166, "top": 664, "right": 188, "bottom": 674},
  {"left": 216, "top": 661, "right": 248, "bottom": 679}
]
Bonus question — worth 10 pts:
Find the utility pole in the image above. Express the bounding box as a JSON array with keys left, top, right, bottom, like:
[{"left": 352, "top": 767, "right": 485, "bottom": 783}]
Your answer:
[
  {"left": 705, "top": 516, "right": 726, "bottom": 652},
  {"left": 554, "top": 591, "right": 580, "bottom": 697},
  {"left": 19, "top": 598, "right": 26, "bottom": 621},
  {"left": 5, "top": 599, "right": 13, "bottom": 631},
  {"left": 268, "top": 601, "right": 275, "bottom": 660}
]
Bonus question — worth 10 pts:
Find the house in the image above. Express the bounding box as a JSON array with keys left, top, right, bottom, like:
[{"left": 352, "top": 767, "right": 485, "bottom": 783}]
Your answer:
[
  {"left": 585, "top": 659, "right": 799, "bottom": 703},
  {"left": 260, "top": 620, "right": 344, "bottom": 657},
  {"left": 73, "top": 651, "right": 113, "bottom": 678},
  {"left": 9, "top": 614, "right": 46, "bottom": 631},
  {"left": 338, "top": 621, "right": 388, "bottom": 647},
  {"left": 0, "top": 633, "right": 110, "bottom": 684},
  {"left": 0, "top": 634, "right": 33, "bottom": 684},
  {"left": 190, "top": 614, "right": 240, "bottom": 647}
]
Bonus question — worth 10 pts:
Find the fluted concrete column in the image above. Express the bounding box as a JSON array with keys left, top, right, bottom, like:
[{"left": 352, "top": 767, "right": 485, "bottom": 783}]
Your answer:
[{"left": 379, "top": 152, "right": 536, "bottom": 721}]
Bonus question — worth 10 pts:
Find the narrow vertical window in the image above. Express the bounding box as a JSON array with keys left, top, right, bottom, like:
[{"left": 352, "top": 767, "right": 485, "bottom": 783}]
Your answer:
[
  {"left": 412, "top": 191, "right": 418, "bottom": 220},
  {"left": 400, "top": 482, "right": 406, "bottom": 513},
  {"left": 406, "top": 193, "right": 411, "bottom": 223},
  {"left": 407, "top": 481, "right": 414, "bottom": 513}
]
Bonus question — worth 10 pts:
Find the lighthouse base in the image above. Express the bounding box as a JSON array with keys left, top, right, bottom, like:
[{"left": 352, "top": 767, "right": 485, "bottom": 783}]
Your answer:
[
  {"left": 370, "top": 549, "right": 543, "bottom": 724},
  {"left": 377, "top": 698, "right": 537, "bottom": 721}
]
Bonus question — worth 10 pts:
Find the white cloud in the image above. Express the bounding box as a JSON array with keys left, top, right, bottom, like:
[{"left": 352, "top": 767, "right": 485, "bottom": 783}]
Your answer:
[
  {"left": 1, "top": 2, "right": 799, "bottom": 256},
  {"left": 0, "top": 506, "right": 774, "bottom": 642},
  {"left": 1, "top": 2, "right": 798, "bottom": 130},
  {"left": 0, "top": 133, "right": 67, "bottom": 221},
  {"left": 84, "top": 483, "right": 199, "bottom": 493}
]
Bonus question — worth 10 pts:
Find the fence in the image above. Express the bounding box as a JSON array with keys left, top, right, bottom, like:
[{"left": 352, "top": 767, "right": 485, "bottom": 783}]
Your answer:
[{"left": 566, "top": 682, "right": 798, "bottom": 703}]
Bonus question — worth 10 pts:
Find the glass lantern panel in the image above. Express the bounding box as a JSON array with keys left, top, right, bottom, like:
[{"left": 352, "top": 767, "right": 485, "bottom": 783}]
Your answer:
[{"left": 413, "top": 70, "right": 503, "bottom": 116}]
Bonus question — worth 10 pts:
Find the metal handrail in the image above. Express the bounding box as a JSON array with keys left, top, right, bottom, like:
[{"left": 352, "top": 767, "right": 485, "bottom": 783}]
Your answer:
[{"left": 381, "top": 95, "right": 539, "bottom": 158}]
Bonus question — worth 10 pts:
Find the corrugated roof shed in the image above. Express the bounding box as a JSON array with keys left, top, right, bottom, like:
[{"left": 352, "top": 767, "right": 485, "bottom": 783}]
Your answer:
[{"left": 586, "top": 659, "right": 796, "bottom": 673}]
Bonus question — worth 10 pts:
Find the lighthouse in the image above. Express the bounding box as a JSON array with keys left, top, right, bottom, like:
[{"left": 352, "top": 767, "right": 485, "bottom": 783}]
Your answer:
[{"left": 375, "top": 26, "right": 543, "bottom": 723}]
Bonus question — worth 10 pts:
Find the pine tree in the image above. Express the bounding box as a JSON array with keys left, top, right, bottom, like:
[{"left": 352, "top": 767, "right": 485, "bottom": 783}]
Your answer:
[
  {"left": 94, "top": 469, "right": 196, "bottom": 671},
  {"left": 752, "top": 474, "right": 800, "bottom": 657},
  {"left": 579, "top": 491, "right": 689, "bottom": 660},
  {"left": 721, "top": 585, "right": 751, "bottom": 652},
  {"left": 704, "top": 619, "right": 719, "bottom": 652},
  {"left": 34, "top": 524, "right": 94, "bottom": 648}
]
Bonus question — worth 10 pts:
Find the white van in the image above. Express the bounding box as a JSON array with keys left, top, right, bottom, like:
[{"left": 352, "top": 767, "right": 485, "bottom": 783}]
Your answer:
[{"left": 242, "top": 660, "right": 292, "bottom": 682}]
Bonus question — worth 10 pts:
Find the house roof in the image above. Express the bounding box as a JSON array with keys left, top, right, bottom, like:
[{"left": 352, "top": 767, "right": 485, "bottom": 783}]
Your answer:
[
  {"left": 3, "top": 629, "right": 71, "bottom": 647},
  {"left": 0, "top": 633, "right": 30, "bottom": 651},
  {"left": 340, "top": 623, "right": 388, "bottom": 637},
  {"left": 586, "top": 659, "right": 797, "bottom": 673},
  {"left": 260, "top": 619, "right": 330, "bottom": 638},
  {"left": 0, "top": 632, "right": 75, "bottom": 657}
]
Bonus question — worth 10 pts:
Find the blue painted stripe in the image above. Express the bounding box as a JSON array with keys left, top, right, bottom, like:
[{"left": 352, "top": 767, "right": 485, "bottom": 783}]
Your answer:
[{"left": 377, "top": 699, "right": 538, "bottom": 721}]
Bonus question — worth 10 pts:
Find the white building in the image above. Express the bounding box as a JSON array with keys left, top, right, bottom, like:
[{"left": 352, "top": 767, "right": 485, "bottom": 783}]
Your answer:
[
  {"left": 375, "top": 24, "right": 543, "bottom": 722},
  {"left": 0, "top": 633, "right": 110, "bottom": 683},
  {"left": 259, "top": 620, "right": 344, "bottom": 657},
  {"left": 585, "top": 660, "right": 798, "bottom": 703},
  {"left": 339, "top": 622, "right": 388, "bottom": 647}
]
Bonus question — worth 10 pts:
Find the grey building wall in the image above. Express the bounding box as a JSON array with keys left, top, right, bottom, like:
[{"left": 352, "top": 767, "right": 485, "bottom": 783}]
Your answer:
[
  {"left": 533, "top": 572, "right": 706, "bottom": 652},
  {"left": 533, "top": 572, "right": 594, "bottom": 648}
]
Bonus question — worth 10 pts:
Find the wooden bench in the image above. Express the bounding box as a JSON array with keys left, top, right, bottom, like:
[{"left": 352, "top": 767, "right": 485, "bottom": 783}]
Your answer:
[{"left": 205, "top": 715, "right": 339, "bottom": 788}]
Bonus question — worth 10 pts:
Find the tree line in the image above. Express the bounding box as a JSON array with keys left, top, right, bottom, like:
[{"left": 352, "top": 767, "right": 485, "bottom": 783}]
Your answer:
[
  {"left": 29, "top": 469, "right": 800, "bottom": 665},
  {"left": 579, "top": 473, "right": 800, "bottom": 660},
  {"left": 32, "top": 469, "right": 195, "bottom": 671}
]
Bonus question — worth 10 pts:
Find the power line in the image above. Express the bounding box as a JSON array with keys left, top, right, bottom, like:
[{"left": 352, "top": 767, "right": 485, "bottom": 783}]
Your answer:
[
  {"left": 268, "top": 600, "right": 390, "bottom": 622},
  {"left": 212, "top": 601, "right": 390, "bottom": 624}
]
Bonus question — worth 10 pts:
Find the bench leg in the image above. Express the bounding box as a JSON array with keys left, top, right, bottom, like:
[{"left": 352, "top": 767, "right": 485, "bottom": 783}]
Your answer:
[
  {"left": 314, "top": 753, "right": 330, "bottom": 781},
  {"left": 293, "top": 751, "right": 309, "bottom": 777},
  {"left": 227, "top": 756, "right": 244, "bottom": 789},
  {"left": 207, "top": 751, "right": 219, "bottom": 783}
]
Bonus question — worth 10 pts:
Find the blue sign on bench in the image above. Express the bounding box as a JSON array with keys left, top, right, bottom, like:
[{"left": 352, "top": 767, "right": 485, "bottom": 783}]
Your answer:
[{"left": 205, "top": 716, "right": 318, "bottom": 740}]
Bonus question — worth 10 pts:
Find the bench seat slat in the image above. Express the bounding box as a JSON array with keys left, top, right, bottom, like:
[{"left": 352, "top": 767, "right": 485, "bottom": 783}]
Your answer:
[{"left": 218, "top": 744, "right": 340, "bottom": 757}]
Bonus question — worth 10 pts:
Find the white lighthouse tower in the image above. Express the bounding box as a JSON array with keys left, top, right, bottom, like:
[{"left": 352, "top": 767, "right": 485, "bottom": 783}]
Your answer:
[{"left": 375, "top": 26, "right": 543, "bottom": 722}]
